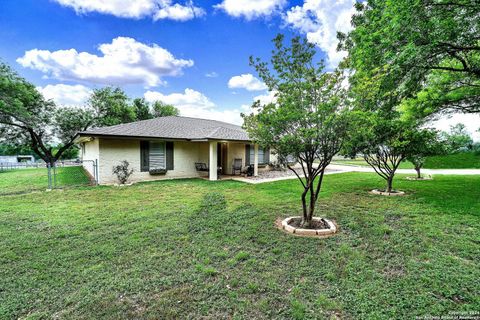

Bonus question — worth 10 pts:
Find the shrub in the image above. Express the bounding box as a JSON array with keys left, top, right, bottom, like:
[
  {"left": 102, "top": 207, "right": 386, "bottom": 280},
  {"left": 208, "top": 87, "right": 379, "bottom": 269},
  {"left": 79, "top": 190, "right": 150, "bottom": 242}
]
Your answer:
[{"left": 112, "top": 160, "right": 134, "bottom": 184}]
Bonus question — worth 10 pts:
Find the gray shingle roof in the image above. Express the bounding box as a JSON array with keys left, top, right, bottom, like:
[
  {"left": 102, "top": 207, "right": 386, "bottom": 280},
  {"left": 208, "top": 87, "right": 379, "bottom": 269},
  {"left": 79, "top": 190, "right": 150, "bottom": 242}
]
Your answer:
[{"left": 78, "top": 116, "right": 250, "bottom": 141}]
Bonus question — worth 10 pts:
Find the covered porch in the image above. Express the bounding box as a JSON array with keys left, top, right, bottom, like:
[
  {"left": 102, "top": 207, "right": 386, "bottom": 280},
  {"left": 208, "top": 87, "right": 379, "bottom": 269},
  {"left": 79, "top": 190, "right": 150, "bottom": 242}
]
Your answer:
[{"left": 197, "top": 140, "right": 261, "bottom": 181}]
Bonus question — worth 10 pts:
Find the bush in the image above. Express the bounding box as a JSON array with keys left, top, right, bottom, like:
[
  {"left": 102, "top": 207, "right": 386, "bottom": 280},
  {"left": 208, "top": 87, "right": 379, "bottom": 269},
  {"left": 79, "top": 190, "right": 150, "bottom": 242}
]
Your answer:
[{"left": 112, "top": 160, "right": 134, "bottom": 184}]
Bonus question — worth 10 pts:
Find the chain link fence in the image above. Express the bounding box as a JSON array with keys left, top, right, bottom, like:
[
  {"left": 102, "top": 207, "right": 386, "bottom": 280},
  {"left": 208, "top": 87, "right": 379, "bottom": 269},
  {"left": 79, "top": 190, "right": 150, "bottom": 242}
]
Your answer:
[{"left": 0, "top": 160, "right": 98, "bottom": 196}]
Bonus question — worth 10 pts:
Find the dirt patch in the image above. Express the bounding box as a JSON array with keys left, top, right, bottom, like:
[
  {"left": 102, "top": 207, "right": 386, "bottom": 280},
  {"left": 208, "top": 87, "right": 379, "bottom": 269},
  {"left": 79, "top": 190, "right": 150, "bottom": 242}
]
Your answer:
[{"left": 288, "top": 217, "right": 329, "bottom": 230}]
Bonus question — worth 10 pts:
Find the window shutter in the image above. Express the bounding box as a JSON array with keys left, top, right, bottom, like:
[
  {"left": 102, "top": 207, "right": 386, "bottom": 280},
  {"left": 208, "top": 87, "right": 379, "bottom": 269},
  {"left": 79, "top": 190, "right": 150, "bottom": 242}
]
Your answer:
[
  {"left": 265, "top": 147, "right": 270, "bottom": 164},
  {"left": 150, "top": 141, "right": 166, "bottom": 169},
  {"left": 140, "top": 141, "right": 150, "bottom": 172},
  {"left": 166, "top": 141, "right": 174, "bottom": 170},
  {"left": 245, "top": 144, "right": 250, "bottom": 165}
]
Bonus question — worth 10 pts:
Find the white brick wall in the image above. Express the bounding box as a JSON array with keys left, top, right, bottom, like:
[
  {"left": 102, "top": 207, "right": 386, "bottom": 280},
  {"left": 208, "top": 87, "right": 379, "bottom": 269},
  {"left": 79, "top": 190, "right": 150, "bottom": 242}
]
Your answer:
[{"left": 81, "top": 137, "right": 275, "bottom": 184}]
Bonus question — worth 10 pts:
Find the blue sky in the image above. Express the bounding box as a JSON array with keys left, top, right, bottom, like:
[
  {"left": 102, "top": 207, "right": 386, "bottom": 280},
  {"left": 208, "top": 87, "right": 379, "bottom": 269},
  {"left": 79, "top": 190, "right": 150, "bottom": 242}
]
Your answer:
[{"left": 1, "top": 0, "right": 479, "bottom": 138}]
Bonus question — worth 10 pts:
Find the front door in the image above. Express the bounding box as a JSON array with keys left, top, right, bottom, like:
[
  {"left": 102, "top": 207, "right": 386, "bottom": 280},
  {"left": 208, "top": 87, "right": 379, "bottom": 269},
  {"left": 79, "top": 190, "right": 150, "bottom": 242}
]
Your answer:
[{"left": 217, "top": 143, "right": 228, "bottom": 174}]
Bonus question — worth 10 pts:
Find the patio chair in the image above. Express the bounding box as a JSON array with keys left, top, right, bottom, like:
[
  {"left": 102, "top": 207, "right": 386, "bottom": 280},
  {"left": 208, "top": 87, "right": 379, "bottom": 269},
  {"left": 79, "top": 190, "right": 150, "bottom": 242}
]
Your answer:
[
  {"left": 232, "top": 158, "right": 242, "bottom": 175},
  {"left": 195, "top": 162, "right": 208, "bottom": 172},
  {"left": 195, "top": 162, "right": 222, "bottom": 176}
]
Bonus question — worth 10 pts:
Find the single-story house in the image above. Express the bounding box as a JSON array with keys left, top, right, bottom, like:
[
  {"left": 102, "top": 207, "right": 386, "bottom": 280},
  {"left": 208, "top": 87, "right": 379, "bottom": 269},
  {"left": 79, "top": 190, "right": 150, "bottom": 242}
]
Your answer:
[{"left": 75, "top": 116, "right": 274, "bottom": 184}]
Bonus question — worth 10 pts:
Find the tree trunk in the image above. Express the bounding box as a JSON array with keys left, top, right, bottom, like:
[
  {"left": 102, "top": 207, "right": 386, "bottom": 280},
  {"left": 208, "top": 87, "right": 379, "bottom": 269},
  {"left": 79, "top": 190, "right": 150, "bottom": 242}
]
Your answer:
[
  {"left": 415, "top": 166, "right": 421, "bottom": 179},
  {"left": 301, "top": 188, "right": 310, "bottom": 227},
  {"left": 386, "top": 176, "right": 394, "bottom": 193}
]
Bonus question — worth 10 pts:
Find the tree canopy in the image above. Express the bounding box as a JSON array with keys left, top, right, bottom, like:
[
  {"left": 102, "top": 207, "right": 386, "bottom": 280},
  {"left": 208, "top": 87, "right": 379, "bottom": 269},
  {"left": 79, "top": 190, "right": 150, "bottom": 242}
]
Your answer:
[
  {"left": 152, "top": 101, "right": 180, "bottom": 117},
  {"left": 340, "top": 0, "right": 480, "bottom": 116},
  {"left": 0, "top": 63, "right": 93, "bottom": 164}
]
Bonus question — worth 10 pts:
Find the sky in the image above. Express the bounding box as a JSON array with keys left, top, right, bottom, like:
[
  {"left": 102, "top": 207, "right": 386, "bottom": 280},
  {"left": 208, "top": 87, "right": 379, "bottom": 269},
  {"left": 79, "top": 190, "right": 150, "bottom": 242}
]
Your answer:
[{"left": 1, "top": 0, "right": 479, "bottom": 140}]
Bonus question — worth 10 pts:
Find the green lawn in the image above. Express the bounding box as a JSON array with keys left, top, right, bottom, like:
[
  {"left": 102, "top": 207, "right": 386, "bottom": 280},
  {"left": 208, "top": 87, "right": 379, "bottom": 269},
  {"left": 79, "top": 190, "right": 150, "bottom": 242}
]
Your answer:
[
  {"left": 332, "top": 152, "right": 480, "bottom": 169},
  {"left": 424, "top": 152, "right": 480, "bottom": 169},
  {"left": 1, "top": 173, "right": 479, "bottom": 319},
  {"left": 0, "top": 166, "right": 91, "bottom": 195},
  {"left": 331, "top": 158, "right": 414, "bottom": 169}
]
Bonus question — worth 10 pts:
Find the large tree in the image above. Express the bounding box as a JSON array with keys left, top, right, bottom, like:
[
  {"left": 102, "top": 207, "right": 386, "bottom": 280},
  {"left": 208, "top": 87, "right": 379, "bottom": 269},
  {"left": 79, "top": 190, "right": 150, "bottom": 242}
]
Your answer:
[
  {"left": 152, "top": 101, "right": 180, "bottom": 117},
  {"left": 132, "top": 98, "right": 153, "bottom": 121},
  {"left": 0, "top": 63, "right": 94, "bottom": 165},
  {"left": 340, "top": 0, "right": 480, "bottom": 116},
  {"left": 441, "top": 123, "right": 474, "bottom": 152},
  {"left": 88, "top": 87, "right": 136, "bottom": 127},
  {"left": 243, "top": 35, "right": 351, "bottom": 228}
]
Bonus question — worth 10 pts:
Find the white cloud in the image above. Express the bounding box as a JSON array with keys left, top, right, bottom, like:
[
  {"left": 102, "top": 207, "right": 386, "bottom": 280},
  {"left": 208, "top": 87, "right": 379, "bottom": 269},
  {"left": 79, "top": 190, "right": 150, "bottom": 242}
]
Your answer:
[
  {"left": 37, "top": 84, "right": 92, "bottom": 106},
  {"left": 253, "top": 90, "right": 277, "bottom": 105},
  {"left": 214, "top": 0, "right": 286, "bottom": 20},
  {"left": 17, "top": 37, "right": 194, "bottom": 87},
  {"left": 205, "top": 71, "right": 219, "bottom": 78},
  {"left": 240, "top": 90, "right": 277, "bottom": 114},
  {"left": 53, "top": 0, "right": 205, "bottom": 21},
  {"left": 144, "top": 88, "right": 243, "bottom": 124},
  {"left": 430, "top": 113, "right": 480, "bottom": 142},
  {"left": 284, "top": 0, "right": 356, "bottom": 67},
  {"left": 228, "top": 74, "right": 267, "bottom": 91},
  {"left": 154, "top": 1, "right": 206, "bottom": 21}
]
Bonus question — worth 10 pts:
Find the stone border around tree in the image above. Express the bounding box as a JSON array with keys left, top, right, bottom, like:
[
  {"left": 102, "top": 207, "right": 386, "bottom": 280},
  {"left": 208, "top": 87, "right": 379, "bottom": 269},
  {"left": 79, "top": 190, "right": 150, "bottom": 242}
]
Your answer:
[
  {"left": 369, "top": 189, "right": 406, "bottom": 196},
  {"left": 406, "top": 176, "right": 433, "bottom": 181},
  {"left": 279, "top": 217, "right": 338, "bottom": 238}
]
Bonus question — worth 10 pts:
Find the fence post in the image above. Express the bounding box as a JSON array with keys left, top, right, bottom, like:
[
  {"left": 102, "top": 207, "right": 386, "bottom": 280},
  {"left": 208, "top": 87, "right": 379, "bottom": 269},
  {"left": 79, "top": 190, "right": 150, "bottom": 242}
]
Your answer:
[
  {"left": 53, "top": 163, "right": 57, "bottom": 188},
  {"left": 95, "top": 159, "right": 99, "bottom": 185},
  {"left": 47, "top": 163, "right": 52, "bottom": 189}
]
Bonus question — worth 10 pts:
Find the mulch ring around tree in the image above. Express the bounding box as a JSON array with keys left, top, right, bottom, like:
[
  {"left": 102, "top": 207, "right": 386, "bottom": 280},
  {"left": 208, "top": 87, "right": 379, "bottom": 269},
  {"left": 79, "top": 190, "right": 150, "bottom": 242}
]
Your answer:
[
  {"left": 369, "top": 189, "right": 406, "bottom": 196},
  {"left": 406, "top": 176, "right": 433, "bottom": 181},
  {"left": 276, "top": 216, "right": 338, "bottom": 238}
]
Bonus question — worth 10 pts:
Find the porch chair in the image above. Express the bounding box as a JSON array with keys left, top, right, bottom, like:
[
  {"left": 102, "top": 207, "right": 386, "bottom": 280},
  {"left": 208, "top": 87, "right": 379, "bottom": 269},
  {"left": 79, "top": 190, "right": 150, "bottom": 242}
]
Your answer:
[
  {"left": 195, "top": 162, "right": 208, "bottom": 172},
  {"left": 195, "top": 162, "right": 222, "bottom": 176},
  {"left": 232, "top": 158, "right": 243, "bottom": 175}
]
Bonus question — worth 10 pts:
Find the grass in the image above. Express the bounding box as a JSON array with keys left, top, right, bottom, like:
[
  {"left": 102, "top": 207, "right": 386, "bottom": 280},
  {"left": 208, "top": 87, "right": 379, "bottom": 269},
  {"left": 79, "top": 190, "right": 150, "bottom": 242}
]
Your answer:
[
  {"left": 332, "top": 158, "right": 414, "bottom": 169},
  {"left": 0, "top": 166, "right": 91, "bottom": 195},
  {"left": 332, "top": 152, "right": 480, "bottom": 169},
  {"left": 0, "top": 173, "right": 479, "bottom": 318},
  {"left": 424, "top": 152, "right": 480, "bottom": 169}
]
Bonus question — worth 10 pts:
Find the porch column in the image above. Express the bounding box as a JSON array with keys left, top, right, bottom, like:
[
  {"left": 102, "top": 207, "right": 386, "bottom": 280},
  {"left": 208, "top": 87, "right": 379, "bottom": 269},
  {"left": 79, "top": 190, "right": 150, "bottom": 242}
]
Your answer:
[
  {"left": 209, "top": 141, "right": 217, "bottom": 181},
  {"left": 254, "top": 143, "right": 259, "bottom": 177}
]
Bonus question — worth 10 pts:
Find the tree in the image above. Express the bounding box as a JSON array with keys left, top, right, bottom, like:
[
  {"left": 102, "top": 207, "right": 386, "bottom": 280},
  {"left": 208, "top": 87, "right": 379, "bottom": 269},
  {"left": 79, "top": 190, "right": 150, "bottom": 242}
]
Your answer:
[
  {"left": 441, "top": 123, "right": 474, "bottom": 152},
  {"left": 88, "top": 87, "right": 136, "bottom": 127},
  {"left": 152, "top": 101, "right": 180, "bottom": 117},
  {"left": 0, "top": 62, "right": 93, "bottom": 165},
  {"left": 132, "top": 98, "right": 153, "bottom": 121},
  {"left": 345, "top": 112, "right": 432, "bottom": 193},
  {"left": 243, "top": 35, "right": 351, "bottom": 228},
  {"left": 405, "top": 130, "right": 445, "bottom": 179},
  {"left": 340, "top": 0, "right": 480, "bottom": 116}
]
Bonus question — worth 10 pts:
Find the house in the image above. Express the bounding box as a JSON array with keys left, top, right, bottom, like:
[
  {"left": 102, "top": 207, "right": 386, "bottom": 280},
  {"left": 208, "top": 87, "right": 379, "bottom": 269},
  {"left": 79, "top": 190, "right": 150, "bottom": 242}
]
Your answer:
[
  {"left": 0, "top": 155, "right": 35, "bottom": 164},
  {"left": 75, "top": 116, "right": 273, "bottom": 184}
]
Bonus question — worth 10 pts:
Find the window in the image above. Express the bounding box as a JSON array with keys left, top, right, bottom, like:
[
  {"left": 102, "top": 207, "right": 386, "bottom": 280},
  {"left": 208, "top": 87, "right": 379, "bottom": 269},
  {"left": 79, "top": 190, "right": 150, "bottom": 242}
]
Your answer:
[
  {"left": 246, "top": 144, "right": 269, "bottom": 165},
  {"left": 140, "top": 141, "right": 174, "bottom": 172}
]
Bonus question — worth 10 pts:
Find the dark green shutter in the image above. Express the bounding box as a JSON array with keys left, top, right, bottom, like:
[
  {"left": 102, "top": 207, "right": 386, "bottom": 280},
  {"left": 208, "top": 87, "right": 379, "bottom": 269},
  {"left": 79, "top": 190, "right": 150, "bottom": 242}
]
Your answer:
[
  {"left": 166, "top": 141, "right": 174, "bottom": 170},
  {"left": 140, "top": 141, "right": 150, "bottom": 172},
  {"left": 265, "top": 147, "right": 270, "bottom": 164},
  {"left": 245, "top": 144, "right": 250, "bottom": 165}
]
